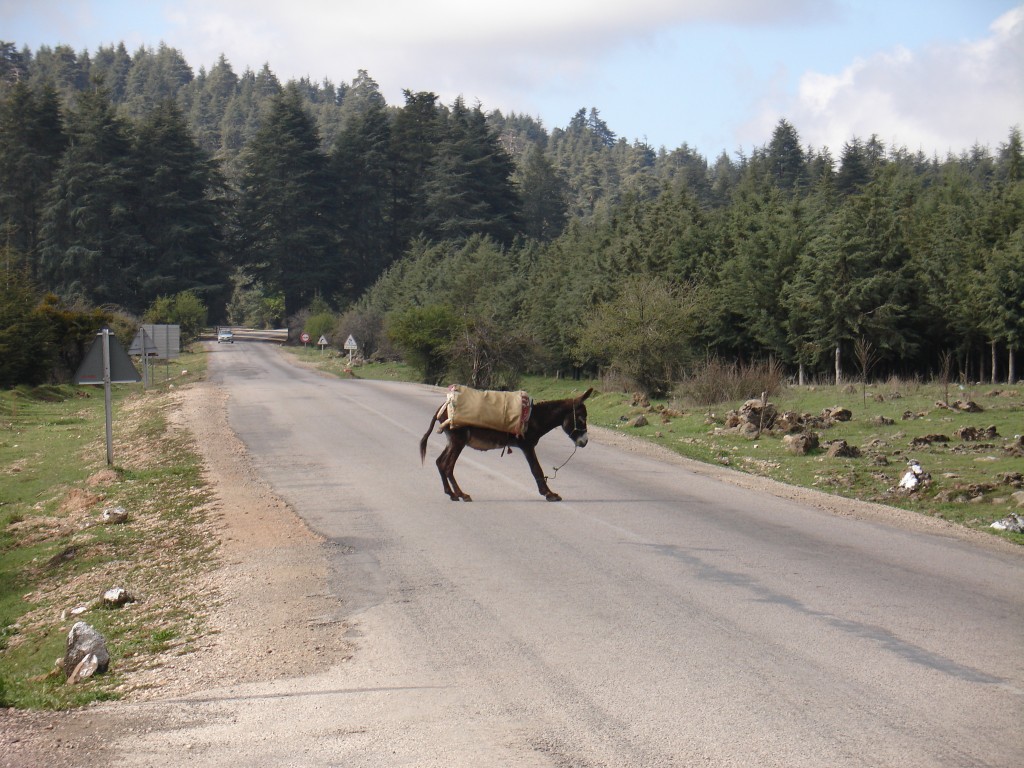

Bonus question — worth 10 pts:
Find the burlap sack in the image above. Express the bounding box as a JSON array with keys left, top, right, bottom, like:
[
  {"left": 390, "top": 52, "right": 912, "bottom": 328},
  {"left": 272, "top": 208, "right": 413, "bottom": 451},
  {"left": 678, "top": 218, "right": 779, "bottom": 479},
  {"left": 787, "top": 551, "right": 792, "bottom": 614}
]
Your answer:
[{"left": 442, "top": 385, "right": 532, "bottom": 436}]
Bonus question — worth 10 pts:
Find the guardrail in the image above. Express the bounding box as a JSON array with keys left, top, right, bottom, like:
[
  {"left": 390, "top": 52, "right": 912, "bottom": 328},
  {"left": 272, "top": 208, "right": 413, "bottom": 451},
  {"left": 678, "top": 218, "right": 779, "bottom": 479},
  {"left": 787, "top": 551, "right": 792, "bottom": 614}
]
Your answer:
[{"left": 201, "top": 327, "right": 289, "bottom": 343}]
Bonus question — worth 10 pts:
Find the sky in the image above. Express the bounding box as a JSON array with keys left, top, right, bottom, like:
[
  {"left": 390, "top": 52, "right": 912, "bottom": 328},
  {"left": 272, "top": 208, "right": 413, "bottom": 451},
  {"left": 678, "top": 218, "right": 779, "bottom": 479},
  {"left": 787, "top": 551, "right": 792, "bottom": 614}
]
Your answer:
[{"left": 3, "top": 0, "right": 1023, "bottom": 159}]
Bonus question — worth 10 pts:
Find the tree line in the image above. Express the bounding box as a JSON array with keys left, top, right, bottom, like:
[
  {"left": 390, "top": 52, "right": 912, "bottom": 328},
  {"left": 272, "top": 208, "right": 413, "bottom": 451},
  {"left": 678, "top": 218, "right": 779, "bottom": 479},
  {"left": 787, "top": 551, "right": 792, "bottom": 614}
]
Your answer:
[{"left": 1, "top": 40, "right": 1021, "bottom": 392}]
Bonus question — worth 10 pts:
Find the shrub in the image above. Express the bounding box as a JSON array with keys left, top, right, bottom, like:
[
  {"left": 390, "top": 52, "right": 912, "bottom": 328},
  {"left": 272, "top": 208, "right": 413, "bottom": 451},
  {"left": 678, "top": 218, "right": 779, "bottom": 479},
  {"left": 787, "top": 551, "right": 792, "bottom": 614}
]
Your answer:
[
  {"left": 303, "top": 312, "right": 337, "bottom": 345},
  {"left": 676, "top": 357, "right": 786, "bottom": 406},
  {"left": 143, "top": 291, "right": 207, "bottom": 344},
  {"left": 387, "top": 304, "right": 463, "bottom": 384},
  {"left": 575, "top": 275, "right": 706, "bottom": 398}
]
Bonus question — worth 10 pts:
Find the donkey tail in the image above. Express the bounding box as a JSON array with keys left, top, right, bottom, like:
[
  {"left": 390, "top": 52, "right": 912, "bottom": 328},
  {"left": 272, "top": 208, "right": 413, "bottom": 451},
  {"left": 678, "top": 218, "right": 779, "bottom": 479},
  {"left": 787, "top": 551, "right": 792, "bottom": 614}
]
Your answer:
[{"left": 419, "top": 402, "right": 444, "bottom": 464}]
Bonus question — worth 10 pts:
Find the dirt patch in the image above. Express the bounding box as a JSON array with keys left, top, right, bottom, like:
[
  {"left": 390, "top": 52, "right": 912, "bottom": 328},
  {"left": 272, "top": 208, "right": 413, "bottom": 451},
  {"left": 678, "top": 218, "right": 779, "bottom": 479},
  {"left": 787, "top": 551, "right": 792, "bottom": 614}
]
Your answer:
[{"left": 1, "top": 380, "right": 349, "bottom": 767}]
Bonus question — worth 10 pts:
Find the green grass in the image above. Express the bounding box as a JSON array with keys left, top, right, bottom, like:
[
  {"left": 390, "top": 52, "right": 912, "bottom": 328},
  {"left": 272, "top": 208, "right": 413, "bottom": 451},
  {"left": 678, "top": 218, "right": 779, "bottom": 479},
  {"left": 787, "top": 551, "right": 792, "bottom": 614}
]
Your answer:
[
  {"left": 591, "top": 380, "right": 1023, "bottom": 543},
  {"left": 0, "top": 348, "right": 211, "bottom": 709}
]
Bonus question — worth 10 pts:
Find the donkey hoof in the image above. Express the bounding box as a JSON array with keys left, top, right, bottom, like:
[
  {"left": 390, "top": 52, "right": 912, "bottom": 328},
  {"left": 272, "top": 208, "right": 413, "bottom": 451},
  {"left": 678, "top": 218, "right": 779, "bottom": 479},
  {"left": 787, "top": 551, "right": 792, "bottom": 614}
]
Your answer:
[{"left": 545, "top": 493, "right": 562, "bottom": 502}]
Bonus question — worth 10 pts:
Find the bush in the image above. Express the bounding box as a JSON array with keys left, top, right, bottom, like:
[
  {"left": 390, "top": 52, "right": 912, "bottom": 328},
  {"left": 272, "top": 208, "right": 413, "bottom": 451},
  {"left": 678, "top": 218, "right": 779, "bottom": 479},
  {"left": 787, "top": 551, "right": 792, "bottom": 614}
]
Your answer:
[
  {"left": 387, "top": 304, "right": 463, "bottom": 384},
  {"left": 575, "top": 275, "right": 706, "bottom": 398},
  {"left": 143, "top": 291, "right": 207, "bottom": 344},
  {"left": 334, "top": 308, "right": 388, "bottom": 359},
  {"left": 446, "top": 318, "right": 535, "bottom": 390},
  {"left": 303, "top": 312, "right": 337, "bottom": 345},
  {"left": 676, "top": 357, "right": 786, "bottom": 406}
]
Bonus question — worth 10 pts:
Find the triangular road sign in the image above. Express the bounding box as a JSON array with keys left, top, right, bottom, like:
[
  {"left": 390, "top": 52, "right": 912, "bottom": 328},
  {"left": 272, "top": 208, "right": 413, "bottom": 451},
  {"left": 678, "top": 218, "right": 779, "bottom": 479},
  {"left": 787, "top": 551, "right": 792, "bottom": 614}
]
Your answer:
[
  {"left": 74, "top": 329, "right": 142, "bottom": 385},
  {"left": 128, "top": 327, "right": 159, "bottom": 356}
]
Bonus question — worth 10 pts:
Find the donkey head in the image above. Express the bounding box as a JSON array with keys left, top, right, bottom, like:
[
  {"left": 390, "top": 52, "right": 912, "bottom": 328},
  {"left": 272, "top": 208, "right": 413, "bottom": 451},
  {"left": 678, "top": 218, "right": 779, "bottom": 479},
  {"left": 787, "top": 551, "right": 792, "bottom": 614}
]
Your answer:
[{"left": 562, "top": 387, "right": 593, "bottom": 447}]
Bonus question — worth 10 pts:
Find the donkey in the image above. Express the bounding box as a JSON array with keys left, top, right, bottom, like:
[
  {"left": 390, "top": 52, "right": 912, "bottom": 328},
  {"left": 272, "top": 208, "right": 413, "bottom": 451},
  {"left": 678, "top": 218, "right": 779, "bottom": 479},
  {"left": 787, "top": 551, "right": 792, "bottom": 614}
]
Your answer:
[{"left": 419, "top": 388, "right": 593, "bottom": 502}]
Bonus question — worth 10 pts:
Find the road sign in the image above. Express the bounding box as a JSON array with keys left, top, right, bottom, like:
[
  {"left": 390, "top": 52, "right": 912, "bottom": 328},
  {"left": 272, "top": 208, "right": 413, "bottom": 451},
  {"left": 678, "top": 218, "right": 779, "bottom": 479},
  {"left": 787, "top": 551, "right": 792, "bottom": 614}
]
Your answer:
[
  {"left": 75, "top": 329, "right": 141, "bottom": 385},
  {"left": 318, "top": 335, "right": 328, "bottom": 346},
  {"left": 128, "top": 328, "right": 159, "bottom": 357},
  {"left": 344, "top": 335, "right": 358, "bottom": 350},
  {"left": 73, "top": 328, "right": 141, "bottom": 465},
  {"left": 139, "top": 324, "right": 180, "bottom": 359},
  {"left": 301, "top": 332, "right": 310, "bottom": 344}
]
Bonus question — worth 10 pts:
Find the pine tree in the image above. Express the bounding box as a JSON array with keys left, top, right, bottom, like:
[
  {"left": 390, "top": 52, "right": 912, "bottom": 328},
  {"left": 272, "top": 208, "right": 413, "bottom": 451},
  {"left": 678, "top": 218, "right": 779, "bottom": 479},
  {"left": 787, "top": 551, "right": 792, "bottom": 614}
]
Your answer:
[
  {"left": 90, "top": 43, "right": 132, "bottom": 103},
  {"left": 516, "top": 145, "right": 568, "bottom": 242},
  {"left": 0, "top": 80, "right": 66, "bottom": 273},
  {"left": 331, "top": 97, "right": 393, "bottom": 295},
  {"left": 389, "top": 90, "right": 442, "bottom": 249},
  {"left": 236, "top": 86, "right": 336, "bottom": 316},
  {"left": 38, "top": 82, "right": 140, "bottom": 307},
  {"left": 131, "top": 99, "right": 227, "bottom": 314}
]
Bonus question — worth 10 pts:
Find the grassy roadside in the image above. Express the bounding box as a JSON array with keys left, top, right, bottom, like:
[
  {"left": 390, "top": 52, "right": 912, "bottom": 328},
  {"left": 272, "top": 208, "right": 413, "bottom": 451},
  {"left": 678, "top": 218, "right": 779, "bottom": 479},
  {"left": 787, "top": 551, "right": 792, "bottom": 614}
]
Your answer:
[
  {"left": 1, "top": 351, "right": 213, "bottom": 709},
  {"left": 287, "top": 348, "right": 1024, "bottom": 546}
]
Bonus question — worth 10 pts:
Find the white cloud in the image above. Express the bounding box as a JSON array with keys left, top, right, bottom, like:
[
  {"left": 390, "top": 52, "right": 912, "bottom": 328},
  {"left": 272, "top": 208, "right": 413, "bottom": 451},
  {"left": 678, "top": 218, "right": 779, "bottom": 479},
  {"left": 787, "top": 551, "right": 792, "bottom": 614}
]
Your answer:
[
  {"left": 775, "top": 5, "right": 1024, "bottom": 156},
  {"left": 167, "top": 0, "right": 827, "bottom": 110}
]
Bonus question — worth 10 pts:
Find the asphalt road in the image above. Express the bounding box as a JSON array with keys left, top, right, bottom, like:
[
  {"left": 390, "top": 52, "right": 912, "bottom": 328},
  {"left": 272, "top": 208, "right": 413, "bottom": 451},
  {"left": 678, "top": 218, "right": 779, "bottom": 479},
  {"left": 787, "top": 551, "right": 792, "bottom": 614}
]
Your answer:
[{"left": 167, "top": 342, "right": 1023, "bottom": 766}]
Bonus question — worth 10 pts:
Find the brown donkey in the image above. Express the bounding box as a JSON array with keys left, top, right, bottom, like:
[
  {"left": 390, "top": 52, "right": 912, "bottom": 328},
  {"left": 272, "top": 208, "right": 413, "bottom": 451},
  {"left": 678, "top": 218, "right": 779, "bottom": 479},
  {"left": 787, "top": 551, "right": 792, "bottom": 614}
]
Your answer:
[{"left": 419, "top": 388, "right": 593, "bottom": 501}]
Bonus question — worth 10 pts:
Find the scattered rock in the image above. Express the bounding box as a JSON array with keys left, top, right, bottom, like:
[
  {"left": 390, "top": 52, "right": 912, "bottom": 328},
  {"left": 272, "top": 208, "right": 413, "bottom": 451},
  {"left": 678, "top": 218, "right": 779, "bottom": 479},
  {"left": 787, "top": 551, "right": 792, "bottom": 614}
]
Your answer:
[
  {"left": 774, "top": 411, "right": 806, "bottom": 433},
  {"left": 954, "top": 425, "right": 999, "bottom": 441},
  {"left": 934, "top": 483, "right": 995, "bottom": 503},
  {"left": 1013, "top": 490, "right": 1024, "bottom": 509},
  {"left": 871, "top": 415, "right": 895, "bottom": 426},
  {"left": 952, "top": 399, "right": 983, "bottom": 413},
  {"left": 102, "top": 586, "right": 133, "bottom": 608},
  {"left": 783, "top": 432, "right": 819, "bottom": 455},
  {"left": 102, "top": 505, "right": 129, "bottom": 524},
  {"left": 825, "top": 440, "right": 860, "bottom": 458},
  {"left": 895, "top": 460, "right": 930, "bottom": 492},
  {"left": 738, "top": 422, "right": 760, "bottom": 439},
  {"left": 990, "top": 512, "right": 1024, "bottom": 533},
  {"left": 630, "top": 392, "right": 650, "bottom": 408},
  {"left": 739, "top": 398, "right": 778, "bottom": 430},
  {"left": 911, "top": 434, "right": 949, "bottom": 447},
  {"left": 822, "top": 406, "right": 852, "bottom": 422},
  {"left": 68, "top": 653, "right": 101, "bottom": 684},
  {"left": 626, "top": 414, "right": 648, "bottom": 428},
  {"left": 62, "top": 622, "right": 110, "bottom": 682},
  {"left": 999, "top": 472, "right": 1023, "bottom": 488}
]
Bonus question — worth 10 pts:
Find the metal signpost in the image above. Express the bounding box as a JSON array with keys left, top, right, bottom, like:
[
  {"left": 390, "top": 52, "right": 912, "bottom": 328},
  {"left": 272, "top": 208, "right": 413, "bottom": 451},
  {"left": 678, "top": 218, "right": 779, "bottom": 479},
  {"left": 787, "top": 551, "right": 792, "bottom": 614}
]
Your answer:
[
  {"left": 344, "top": 334, "right": 358, "bottom": 364},
  {"left": 128, "top": 327, "right": 160, "bottom": 387},
  {"left": 73, "top": 327, "right": 142, "bottom": 465}
]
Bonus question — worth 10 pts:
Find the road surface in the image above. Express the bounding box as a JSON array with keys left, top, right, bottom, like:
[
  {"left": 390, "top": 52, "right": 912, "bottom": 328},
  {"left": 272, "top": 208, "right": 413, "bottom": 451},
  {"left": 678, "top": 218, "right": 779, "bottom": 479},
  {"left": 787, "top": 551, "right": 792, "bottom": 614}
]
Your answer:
[{"left": 125, "top": 342, "right": 1024, "bottom": 766}]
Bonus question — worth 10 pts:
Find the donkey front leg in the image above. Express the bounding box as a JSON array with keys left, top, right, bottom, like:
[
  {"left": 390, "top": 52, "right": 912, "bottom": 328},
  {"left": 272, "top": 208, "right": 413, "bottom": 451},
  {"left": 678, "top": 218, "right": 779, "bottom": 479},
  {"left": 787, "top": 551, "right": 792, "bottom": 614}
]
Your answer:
[{"left": 522, "top": 446, "right": 560, "bottom": 501}]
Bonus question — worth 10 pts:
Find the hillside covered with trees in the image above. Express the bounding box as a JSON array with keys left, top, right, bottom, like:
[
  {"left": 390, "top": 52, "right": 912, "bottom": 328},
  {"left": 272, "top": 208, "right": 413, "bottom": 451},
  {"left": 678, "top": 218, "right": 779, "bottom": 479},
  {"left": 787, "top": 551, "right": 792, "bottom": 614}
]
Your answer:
[{"left": 1, "top": 40, "right": 1021, "bottom": 392}]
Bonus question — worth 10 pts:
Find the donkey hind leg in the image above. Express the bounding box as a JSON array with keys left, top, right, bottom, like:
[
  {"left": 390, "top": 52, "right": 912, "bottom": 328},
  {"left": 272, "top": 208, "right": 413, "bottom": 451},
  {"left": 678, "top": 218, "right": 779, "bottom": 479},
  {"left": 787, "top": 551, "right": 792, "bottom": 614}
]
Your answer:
[{"left": 437, "top": 440, "right": 472, "bottom": 501}]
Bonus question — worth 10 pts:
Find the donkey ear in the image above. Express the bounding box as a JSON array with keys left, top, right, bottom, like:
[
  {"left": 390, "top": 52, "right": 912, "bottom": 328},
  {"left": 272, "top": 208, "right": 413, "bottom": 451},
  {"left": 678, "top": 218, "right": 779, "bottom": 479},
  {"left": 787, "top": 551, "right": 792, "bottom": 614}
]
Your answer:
[{"left": 580, "top": 387, "right": 594, "bottom": 401}]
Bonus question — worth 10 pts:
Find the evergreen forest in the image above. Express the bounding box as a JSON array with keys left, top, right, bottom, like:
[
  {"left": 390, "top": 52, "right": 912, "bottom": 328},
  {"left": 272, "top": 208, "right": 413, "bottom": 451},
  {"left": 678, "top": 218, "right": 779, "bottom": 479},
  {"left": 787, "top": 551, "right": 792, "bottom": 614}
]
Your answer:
[{"left": 1, "top": 41, "right": 1022, "bottom": 393}]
